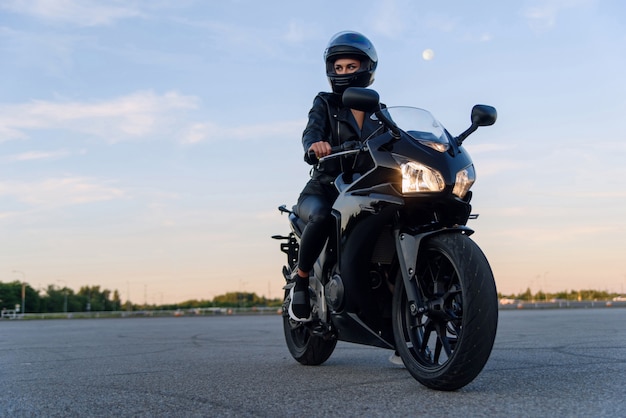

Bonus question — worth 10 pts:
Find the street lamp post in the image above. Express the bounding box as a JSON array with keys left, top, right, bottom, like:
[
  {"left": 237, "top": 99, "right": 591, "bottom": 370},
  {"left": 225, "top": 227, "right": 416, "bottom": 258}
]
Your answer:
[{"left": 13, "top": 270, "right": 25, "bottom": 318}]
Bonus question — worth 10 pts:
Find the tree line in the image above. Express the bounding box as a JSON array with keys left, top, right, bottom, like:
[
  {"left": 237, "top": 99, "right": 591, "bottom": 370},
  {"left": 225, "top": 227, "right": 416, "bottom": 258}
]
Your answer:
[
  {"left": 2, "top": 280, "right": 621, "bottom": 314},
  {"left": 500, "top": 288, "right": 621, "bottom": 302},
  {"left": 0, "top": 281, "right": 281, "bottom": 314},
  {"left": 0, "top": 281, "right": 122, "bottom": 313}
]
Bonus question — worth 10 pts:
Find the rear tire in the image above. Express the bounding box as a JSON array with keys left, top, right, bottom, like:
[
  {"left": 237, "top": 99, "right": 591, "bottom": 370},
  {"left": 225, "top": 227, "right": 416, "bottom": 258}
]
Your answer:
[
  {"left": 392, "top": 233, "right": 498, "bottom": 390},
  {"left": 283, "top": 290, "right": 337, "bottom": 365}
]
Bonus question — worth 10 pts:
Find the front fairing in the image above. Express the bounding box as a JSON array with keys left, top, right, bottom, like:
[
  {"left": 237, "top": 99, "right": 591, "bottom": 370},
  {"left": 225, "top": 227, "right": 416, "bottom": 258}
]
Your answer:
[
  {"left": 382, "top": 106, "right": 451, "bottom": 153},
  {"left": 339, "top": 107, "right": 474, "bottom": 199},
  {"left": 380, "top": 107, "right": 474, "bottom": 191},
  {"left": 332, "top": 106, "right": 476, "bottom": 242}
]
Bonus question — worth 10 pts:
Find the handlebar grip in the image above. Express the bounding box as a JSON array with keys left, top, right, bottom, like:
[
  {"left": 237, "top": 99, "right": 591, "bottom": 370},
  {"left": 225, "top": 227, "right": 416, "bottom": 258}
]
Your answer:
[{"left": 307, "top": 141, "right": 361, "bottom": 163}]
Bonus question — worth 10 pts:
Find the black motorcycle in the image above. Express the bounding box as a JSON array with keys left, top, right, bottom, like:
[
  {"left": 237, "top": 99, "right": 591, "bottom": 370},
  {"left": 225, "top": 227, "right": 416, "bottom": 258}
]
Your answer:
[{"left": 272, "top": 87, "right": 498, "bottom": 391}]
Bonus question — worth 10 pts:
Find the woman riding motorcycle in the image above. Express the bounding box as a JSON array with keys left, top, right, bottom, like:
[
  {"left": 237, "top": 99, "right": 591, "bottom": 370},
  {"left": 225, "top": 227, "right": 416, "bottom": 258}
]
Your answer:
[{"left": 289, "top": 31, "right": 384, "bottom": 321}]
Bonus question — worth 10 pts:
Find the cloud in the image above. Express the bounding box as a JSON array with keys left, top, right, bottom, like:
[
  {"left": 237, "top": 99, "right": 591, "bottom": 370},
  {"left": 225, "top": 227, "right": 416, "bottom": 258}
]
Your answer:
[
  {"left": 522, "top": 0, "right": 595, "bottom": 32},
  {"left": 227, "top": 120, "right": 306, "bottom": 141},
  {"left": 0, "top": 26, "right": 77, "bottom": 77},
  {"left": 0, "top": 91, "right": 199, "bottom": 143},
  {"left": 475, "top": 158, "right": 527, "bottom": 178},
  {"left": 180, "top": 119, "right": 305, "bottom": 144},
  {"left": 171, "top": 16, "right": 285, "bottom": 60},
  {"left": 179, "top": 122, "right": 216, "bottom": 145},
  {"left": 0, "top": 176, "right": 125, "bottom": 209},
  {"left": 0, "top": 0, "right": 144, "bottom": 26},
  {"left": 3, "top": 149, "right": 73, "bottom": 162},
  {"left": 423, "top": 13, "right": 460, "bottom": 33},
  {"left": 461, "top": 32, "right": 493, "bottom": 43},
  {"left": 470, "top": 143, "right": 516, "bottom": 154},
  {"left": 489, "top": 224, "right": 615, "bottom": 243},
  {"left": 369, "top": 0, "right": 409, "bottom": 37},
  {"left": 283, "top": 20, "right": 320, "bottom": 44},
  {"left": 0, "top": 90, "right": 306, "bottom": 146}
]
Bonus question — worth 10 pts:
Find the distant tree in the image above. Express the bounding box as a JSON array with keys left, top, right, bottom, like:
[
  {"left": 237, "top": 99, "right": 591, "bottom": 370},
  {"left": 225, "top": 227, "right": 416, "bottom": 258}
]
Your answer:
[
  {"left": 40, "top": 284, "right": 68, "bottom": 313},
  {"left": 0, "top": 281, "right": 22, "bottom": 310},
  {"left": 112, "top": 290, "right": 122, "bottom": 311},
  {"left": 520, "top": 287, "right": 533, "bottom": 301},
  {"left": 0, "top": 281, "right": 39, "bottom": 313},
  {"left": 77, "top": 285, "right": 121, "bottom": 311},
  {"left": 554, "top": 291, "right": 570, "bottom": 300},
  {"left": 212, "top": 292, "right": 270, "bottom": 307}
]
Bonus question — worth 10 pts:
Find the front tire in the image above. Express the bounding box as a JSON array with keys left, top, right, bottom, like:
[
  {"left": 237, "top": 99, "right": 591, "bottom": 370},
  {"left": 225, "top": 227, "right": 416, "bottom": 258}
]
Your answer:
[{"left": 392, "top": 233, "right": 498, "bottom": 391}]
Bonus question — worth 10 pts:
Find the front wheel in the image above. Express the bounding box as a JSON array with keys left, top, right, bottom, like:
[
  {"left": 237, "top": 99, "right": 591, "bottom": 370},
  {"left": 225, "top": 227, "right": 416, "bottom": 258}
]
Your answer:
[
  {"left": 392, "top": 233, "right": 498, "bottom": 391},
  {"left": 283, "top": 289, "right": 337, "bottom": 365}
]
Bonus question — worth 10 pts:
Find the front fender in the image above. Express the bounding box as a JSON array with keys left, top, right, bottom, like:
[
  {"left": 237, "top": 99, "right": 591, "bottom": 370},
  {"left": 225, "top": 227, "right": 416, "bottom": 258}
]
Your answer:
[{"left": 394, "top": 226, "right": 474, "bottom": 309}]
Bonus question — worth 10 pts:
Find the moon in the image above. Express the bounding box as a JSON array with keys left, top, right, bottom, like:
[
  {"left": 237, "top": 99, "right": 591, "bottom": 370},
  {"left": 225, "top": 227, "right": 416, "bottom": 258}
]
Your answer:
[{"left": 422, "top": 49, "right": 435, "bottom": 61}]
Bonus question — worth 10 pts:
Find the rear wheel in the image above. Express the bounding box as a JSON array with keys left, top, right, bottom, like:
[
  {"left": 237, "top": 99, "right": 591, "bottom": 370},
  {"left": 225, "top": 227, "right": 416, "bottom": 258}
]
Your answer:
[
  {"left": 283, "top": 289, "right": 337, "bottom": 365},
  {"left": 392, "top": 233, "right": 498, "bottom": 391}
]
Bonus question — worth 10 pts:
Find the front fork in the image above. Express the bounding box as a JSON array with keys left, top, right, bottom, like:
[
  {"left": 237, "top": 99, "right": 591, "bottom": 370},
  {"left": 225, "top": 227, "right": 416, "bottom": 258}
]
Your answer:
[
  {"left": 395, "top": 229, "right": 426, "bottom": 316},
  {"left": 394, "top": 227, "right": 473, "bottom": 316}
]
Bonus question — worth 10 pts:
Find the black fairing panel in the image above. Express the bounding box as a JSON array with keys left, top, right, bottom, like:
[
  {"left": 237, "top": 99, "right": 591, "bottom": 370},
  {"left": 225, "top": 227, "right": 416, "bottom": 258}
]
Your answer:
[{"left": 331, "top": 311, "right": 394, "bottom": 349}]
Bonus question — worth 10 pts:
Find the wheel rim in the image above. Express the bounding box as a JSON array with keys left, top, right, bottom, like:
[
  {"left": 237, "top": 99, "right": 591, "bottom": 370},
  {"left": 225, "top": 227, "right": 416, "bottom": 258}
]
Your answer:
[
  {"left": 401, "top": 249, "right": 463, "bottom": 371},
  {"left": 289, "top": 319, "right": 311, "bottom": 349}
]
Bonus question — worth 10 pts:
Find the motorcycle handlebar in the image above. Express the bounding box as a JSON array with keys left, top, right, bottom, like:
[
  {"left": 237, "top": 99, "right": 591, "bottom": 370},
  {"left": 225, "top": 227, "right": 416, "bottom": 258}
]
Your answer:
[{"left": 307, "top": 141, "right": 362, "bottom": 163}]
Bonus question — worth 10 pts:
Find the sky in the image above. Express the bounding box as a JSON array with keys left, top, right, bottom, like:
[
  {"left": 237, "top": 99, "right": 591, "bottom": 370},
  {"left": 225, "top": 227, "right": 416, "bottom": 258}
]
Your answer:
[{"left": 1, "top": 0, "right": 625, "bottom": 305}]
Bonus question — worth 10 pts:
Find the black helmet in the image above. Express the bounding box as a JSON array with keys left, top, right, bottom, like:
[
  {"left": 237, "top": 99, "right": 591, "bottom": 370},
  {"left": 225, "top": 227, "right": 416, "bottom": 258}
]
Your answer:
[{"left": 324, "top": 31, "right": 378, "bottom": 94}]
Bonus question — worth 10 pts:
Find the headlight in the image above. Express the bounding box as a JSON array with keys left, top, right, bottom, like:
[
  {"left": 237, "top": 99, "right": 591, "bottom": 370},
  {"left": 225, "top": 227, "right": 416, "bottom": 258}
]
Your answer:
[
  {"left": 452, "top": 165, "right": 476, "bottom": 199},
  {"left": 400, "top": 161, "right": 445, "bottom": 194}
]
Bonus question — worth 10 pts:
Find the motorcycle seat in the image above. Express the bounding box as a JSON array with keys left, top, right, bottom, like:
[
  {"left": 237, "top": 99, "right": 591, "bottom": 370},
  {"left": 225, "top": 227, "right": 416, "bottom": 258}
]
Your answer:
[{"left": 289, "top": 210, "right": 306, "bottom": 238}]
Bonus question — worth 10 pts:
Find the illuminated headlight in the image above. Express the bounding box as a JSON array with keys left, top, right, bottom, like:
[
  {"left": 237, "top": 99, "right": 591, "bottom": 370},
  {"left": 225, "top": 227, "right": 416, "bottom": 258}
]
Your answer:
[
  {"left": 452, "top": 165, "right": 476, "bottom": 199},
  {"left": 400, "top": 161, "right": 445, "bottom": 194}
]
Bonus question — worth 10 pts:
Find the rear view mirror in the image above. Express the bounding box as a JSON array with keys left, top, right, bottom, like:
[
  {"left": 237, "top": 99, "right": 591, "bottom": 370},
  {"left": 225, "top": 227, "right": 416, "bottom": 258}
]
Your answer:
[
  {"left": 456, "top": 104, "right": 497, "bottom": 145},
  {"left": 342, "top": 87, "right": 380, "bottom": 113},
  {"left": 471, "top": 105, "right": 497, "bottom": 127}
]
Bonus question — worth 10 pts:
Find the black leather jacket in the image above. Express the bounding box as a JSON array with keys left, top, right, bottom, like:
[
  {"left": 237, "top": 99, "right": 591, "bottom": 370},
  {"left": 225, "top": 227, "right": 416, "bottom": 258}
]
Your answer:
[{"left": 302, "top": 92, "right": 384, "bottom": 185}]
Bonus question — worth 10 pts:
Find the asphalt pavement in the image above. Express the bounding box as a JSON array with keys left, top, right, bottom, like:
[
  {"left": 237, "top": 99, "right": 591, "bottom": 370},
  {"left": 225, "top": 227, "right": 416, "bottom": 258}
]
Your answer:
[{"left": 1, "top": 308, "right": 625, "bottom": 417}]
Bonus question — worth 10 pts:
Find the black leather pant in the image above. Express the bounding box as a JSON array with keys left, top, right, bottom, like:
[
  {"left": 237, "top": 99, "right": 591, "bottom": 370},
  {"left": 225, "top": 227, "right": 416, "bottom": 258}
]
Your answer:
[{"left": 295, "top": 179, "right": 338, "bottom": 273}]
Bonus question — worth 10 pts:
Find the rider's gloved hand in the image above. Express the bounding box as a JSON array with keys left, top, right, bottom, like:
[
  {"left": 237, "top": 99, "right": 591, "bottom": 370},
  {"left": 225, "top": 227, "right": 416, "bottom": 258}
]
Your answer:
[{"left": 309, "top": 141, "right": 332, "bottom": 159}]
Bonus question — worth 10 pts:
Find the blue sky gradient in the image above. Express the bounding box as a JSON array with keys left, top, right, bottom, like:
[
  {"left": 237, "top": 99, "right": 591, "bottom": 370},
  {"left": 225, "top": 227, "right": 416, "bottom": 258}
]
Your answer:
[{"left": 1, "top": 0, "right": 625, "bottom": 304}]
